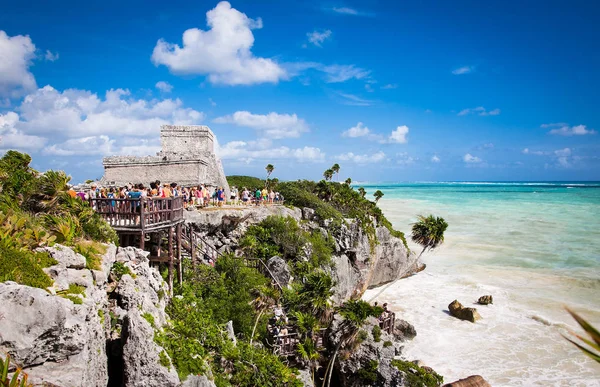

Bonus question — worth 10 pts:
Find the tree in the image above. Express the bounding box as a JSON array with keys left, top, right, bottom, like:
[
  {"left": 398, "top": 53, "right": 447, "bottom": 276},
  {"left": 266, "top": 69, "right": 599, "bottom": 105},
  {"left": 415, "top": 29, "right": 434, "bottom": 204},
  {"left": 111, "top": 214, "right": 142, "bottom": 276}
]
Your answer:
[
  {"left": 323, "top": 169, "right": 334, "bottom": 182},
  {"left": 297, "top": 338, "right": 321, "bottom": 385},
  {"left": 411, "top": 214, "right": 448, "bottom": 259},
  {"left": 331, "top": 164, "right": 340, "bottom": 181},
  {"left": 373, "top": 190, "right": 384, "bottom": 203},
  {"left": 249, "top": 284, "right": 279, "bottom": 345},
  {"left": 358, "top": 187, "right": 366, "bottom": 198},
  {"left": 265, "top": 164, "right": 275, "bottom": 182},
  {"left": 345, "top": 178, "right": 352, "bottom": 186}
]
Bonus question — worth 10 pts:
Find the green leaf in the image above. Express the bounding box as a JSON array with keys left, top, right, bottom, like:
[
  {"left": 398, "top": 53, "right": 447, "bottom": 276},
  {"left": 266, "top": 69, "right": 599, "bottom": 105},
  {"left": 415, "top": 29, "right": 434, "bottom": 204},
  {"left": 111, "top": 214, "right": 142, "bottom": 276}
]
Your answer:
[{"left": 566, "top": 307, "right": 600, "bottom": 347}]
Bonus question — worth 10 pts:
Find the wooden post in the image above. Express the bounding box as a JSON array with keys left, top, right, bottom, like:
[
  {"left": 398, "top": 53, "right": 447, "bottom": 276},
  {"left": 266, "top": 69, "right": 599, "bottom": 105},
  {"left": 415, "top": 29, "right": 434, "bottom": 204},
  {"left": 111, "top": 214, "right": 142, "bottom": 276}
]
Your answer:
[
  {"left": 168, "top": 226, "right": 174, "bottom": 292},
  {"left": 177, "top": 223, "right": 183, "bottom": 284},
  {"left": 139, "top": 231, "right": 145, "bottom": 251},
  {"left": 190, "top": 226, "right": 196, "bottom": 269}
]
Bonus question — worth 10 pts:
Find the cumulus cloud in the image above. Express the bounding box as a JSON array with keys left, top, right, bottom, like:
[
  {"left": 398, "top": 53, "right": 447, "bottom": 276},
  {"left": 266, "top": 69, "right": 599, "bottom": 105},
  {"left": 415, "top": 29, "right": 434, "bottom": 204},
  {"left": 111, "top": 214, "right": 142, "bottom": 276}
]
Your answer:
[
  {"left": 463, "top": 153, "right": 482, "bottom": 163},
  {"left": 458, "top": 107, "right": 501, "bottom": 116},
  {"left": 342, "top": 122, "right": 370, "bottom": 138},
  {"left": 544, "top": 123, "right": 596, "bottom": 136},
  {"left": 307, "top": 29, "right": 332, "bottom": 47},
  {"left": 0, "top": 111, "right": 46, "bottom": 150},
  {"left": 388, "top": 125, "right": 409, "bottom": 144},
  {"left": 322, "top": 65, "right": 370, "bottom": 83},
  {"left": 335, "top": 151, "right": 386, "bottom": 164},
  {"left": 213, "top": 111, "right": 308, "bottom": 139},
  {"left": 0, "top": 30, "right": 37, "bottom": 98},
  {"left": 216, "top": 140, "right": 324, "bottom": 162},
  {"left": 452, "top": 66, "right": 475, "bottom": 75},
  {"left": 431, "top": 155, "right": 440, "bottom": 163},
  {"left": 396, "top": 152, "right": 416, "bottom": 165},
  {"left": 151, "top": 1, "right": 286, "bottom": 85},
  {"left": 44, "top": 50, "right": 59, "bottom": 62},
  {"left": 155, "top": 81, "right": 173, "bottom": 93}
]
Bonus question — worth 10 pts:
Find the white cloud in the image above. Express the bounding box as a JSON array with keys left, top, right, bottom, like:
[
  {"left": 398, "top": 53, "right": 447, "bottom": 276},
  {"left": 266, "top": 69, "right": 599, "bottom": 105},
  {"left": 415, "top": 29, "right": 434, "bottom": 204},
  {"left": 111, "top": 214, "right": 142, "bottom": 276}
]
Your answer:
[
  {"left": 463, "top": 153, "right": 482, "bottom": 163},
  {"left": 545, "top": 123, "right": 596, "bottom": 136},
  {"left": 14, "top": 85, "right": 203, "bottom": 138},
  {"left": 554, "top": 148, "right": 571, "bottom": 157},
  {"left": 44, "top": 50, "right": 59, "bottom": 62},
  {"left": 213, "top": 111, "right": 308, "bottom": 139},
  {"left": 155, "top": 81, "right": 173, "bottom": 93},
  {"left": 396, "top": 152, "right": 415, "bottom": 165},
  {"left": 216, "top": 140, "right": 324, "bottom": 162},
  {"left": 342, "top": 122, "right": 370, "bottom": 138},
  {"left": 335, "top": 92, "right": 375, "bottom": 106},
  {"left": 322, "top": 65, "right": 370, "bottom": 83},
  {"left": 332, "top": 7, "right": 359, "bottom": 15},
  {"left": 458, "top": 106, "right": 501, "bottom": 116},
  {"left": 0, "top": 30, "right": 37, "bottom": 98},
  {"left": 381, "top": 84, "right": 397, "bottom": 89},
  {"left": 43, "top": 135, "right": 115, "bottom": 156},
  {"left": 307, "top": 29, "right": 332, "bottom": 47},
  {"left": 522, "top": 148, "right": 547, "bottom": 156},
  {"left": 209, "top": 98, "right": 217, "bottom": 106},
  {"left": 388, "top": 125, "right": 409, "bottom": 144},
  {"left": 431, "top": 155, "right": 440, "bottom": 163},
  {"left": 540, "top": 122, "right": 568, "bottom": 129},
  {"left": 335, "top": 151, "right": 386, "bottom": 164},
  {"left": 151, "top": 1, "right": 286, "bottom": 85},
  {"left": 452, "top": 66, "right": 475, "bottom": 75},
  {"left": 0, "top": 111, "right": 46, "bottom": 150}
]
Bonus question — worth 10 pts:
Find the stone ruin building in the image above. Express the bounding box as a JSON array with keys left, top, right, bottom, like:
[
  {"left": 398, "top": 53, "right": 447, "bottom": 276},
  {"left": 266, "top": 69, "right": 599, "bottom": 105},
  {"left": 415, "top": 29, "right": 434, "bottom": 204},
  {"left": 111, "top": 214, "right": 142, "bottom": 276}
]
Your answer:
[{"left": 101, "top": 125, "right": 229, "bottom": 193}]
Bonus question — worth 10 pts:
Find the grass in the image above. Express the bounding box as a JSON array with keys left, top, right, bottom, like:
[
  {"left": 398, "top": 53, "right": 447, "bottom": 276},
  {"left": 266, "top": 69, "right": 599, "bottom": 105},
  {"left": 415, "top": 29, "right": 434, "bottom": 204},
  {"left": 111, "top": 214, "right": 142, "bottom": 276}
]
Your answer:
[
  {"left": 0, "top": 245, "right": 56, "bottom": 289},
  {"left": 58, "top": 283, "right": 86, "bottom": 304},
  {"left": 142, "top": 312, "right": 156, "bottom": 328},
  {"left": 391, "top": 359, "right": 444, "bottom": 387},
  {"left": 74, "top": 240, "right": 107, "bottom": 270},
  {"left": 112, "top": 261, "right": 136, "bottom": 280}
]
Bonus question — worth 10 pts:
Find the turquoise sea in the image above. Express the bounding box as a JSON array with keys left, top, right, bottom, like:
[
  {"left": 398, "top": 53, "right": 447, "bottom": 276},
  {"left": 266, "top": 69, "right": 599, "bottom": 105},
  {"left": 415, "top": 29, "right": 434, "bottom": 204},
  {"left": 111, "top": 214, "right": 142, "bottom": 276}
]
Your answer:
[{"left": 362, "top": 182, "right": 600, "bottom": 387}]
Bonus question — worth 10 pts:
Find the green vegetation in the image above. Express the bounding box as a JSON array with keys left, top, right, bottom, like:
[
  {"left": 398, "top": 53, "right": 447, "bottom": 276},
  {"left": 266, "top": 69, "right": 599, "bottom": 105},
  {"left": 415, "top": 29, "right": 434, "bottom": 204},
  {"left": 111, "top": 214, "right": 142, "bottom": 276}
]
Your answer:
[
  {"left": 391, "top": 360, "right": 444, "bottom": 387},
  {"left": 112, "top": 261, "right": 136, "bottom": 280},
  {"left": 0, "top": 151, "right": 118, "bottom": 289},
  {"left": 357, "top": 360, "right": 379, "bottom": 384},
  {"left": 58, "top": 283, "right": 86, "bottom": 304},
  {"left": 1, "top": 353, "right": 34, "bottom": 387},
  {"left": 383, "top": 340, "right": 393, "bottom": 348},
  {"left": 74, "top": 240, "right": 107, "bottom": 270},
  {"left": 142, "top": 312, "right": 156, "bottom": 328},
  {"left": 411, "top": 215, "right": 448, "bottom": 259},
  {"left": 277, "top": 180, "right": 408, "bottom": 250},
  {"left": 155, "top": 255, "right": 302, "bottom": 386},
  {"left": 226, "top": 175, "right": 265, "bottom": 189},
  {"left": 159, "top": 350, "right": 171, "bottom": 369},
  {"left": 98, "top": 309, "right": 105, "bottom": 325},
  {"left": 564, "top": 308, "right": 600, "bottom": 363},
  {"left": 373, "top": 190, "right": 384, "bottom": 203},
  {"left": 372, "top": 325, "right": 382, "bottom": 342}
]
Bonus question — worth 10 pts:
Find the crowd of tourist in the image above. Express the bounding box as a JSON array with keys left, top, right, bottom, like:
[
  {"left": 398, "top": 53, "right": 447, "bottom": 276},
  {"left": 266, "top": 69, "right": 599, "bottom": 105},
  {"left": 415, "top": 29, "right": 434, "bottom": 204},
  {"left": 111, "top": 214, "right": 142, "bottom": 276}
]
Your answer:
[{"left": 69, "top": 181, "right": 284, "bottom": 208}]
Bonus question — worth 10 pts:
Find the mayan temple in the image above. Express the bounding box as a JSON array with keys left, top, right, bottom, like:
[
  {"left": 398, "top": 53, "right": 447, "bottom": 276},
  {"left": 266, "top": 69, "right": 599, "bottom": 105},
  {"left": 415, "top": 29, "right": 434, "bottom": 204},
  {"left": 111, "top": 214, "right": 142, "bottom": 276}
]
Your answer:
[{"left": 102, "top": 125, "right": 229, "bottom": 193}]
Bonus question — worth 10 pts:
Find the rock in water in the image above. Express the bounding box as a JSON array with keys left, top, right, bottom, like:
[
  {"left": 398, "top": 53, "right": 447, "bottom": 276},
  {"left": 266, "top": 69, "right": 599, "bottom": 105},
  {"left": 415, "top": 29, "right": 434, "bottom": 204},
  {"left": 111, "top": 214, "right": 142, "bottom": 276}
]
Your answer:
[
  {"left": 448, "top": 300, "right": 481, "bottom": 323},
  {"left": 443, "top": 375, "right": 492, "bottom": 387},
  {"left": 393, "top": 319, "right": 417, "bottom": 341},
  {"left": 477, "top": 295, "right": 493, "bottom": 305}
]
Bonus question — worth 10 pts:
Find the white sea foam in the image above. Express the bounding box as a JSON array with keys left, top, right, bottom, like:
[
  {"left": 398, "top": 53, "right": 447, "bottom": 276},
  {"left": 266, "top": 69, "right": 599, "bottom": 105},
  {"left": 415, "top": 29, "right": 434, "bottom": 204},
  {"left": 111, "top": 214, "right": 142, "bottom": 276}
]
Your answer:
[{"left": 363, "top": 189, "right": 600, "bottom": 387}]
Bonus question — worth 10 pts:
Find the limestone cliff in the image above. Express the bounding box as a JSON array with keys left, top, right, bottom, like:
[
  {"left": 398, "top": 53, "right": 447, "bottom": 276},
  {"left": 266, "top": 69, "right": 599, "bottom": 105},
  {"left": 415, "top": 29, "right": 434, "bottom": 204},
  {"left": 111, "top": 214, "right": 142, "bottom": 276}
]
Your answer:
[
  {"left": 184, "top": 205, "right": 421, "bottom": 303},
  {"left": 0, "top": 245, "right": 183, "bottom": 387}
]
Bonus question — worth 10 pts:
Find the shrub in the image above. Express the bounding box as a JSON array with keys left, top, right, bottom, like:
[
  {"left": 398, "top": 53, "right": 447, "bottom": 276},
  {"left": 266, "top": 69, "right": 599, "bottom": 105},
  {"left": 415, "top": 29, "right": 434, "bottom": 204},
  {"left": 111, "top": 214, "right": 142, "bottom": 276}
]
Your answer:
[
  {"left": 58, "top": 283, "right": 86, "bottom": 304},
  {"left": 391, "top": 360, "right": 444, "bottom": 387},
  {"left": 142, "top": 312, "right": 156, "bottom": 328},
  {"left": 74, "top": 240, "right": 107, "bottom": 270},
  {"left": 159, "top": 350, "right": 171, "bottom": 368},
  {"left": 357, "top": 330, "right": 368, "bottom": 343},
  {"left": 0, "top": 245, "right": 55, "bottom": 289},
  {"left": 112, "top": 261, "right": 135, "bottom": 280},
  {"left": 383, "top": 340, "right": 393, "bottom": 348},
  {"left": 226, "top": 175, "right": 265, "bottom": 189},
  {"left": 372, "top": 325, "right": 382, "bottom": 342},
  {"left": 357, "top": 360, "right": 379, "bottom": 384}
]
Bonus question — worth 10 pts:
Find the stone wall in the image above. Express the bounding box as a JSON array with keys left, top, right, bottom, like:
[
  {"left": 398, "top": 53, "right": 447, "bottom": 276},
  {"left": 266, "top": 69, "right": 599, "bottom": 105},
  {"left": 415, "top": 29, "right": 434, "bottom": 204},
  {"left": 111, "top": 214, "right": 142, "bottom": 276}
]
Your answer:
[{"left": 159, "top": 125, "right": 214, "bottom": 156}]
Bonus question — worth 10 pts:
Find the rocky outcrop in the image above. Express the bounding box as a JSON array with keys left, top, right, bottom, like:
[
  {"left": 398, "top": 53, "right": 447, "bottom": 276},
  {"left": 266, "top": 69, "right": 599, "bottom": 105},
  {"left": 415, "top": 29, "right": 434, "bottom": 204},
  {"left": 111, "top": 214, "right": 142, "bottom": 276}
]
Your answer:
[
  {"left": 448, "top": 300, "right": 481, "bottom": 323},
  {"left": 393, "top": 319, "right": 417, "bottom": 341},
  {"left": 477, "top": 295, "right": 493, "bottom": 305},
  {"left": 443, "top": 375, "right": 492, "bottom": 387},
  {"left": 184, "top": 206, "right": 420, "bottom": 305},
  {"left": 0, "top": 244, "right": 176, "bottom": 387},
  {"left": 181, "top": 375, "right": 218, "bottom": 387},
  {"left": 266, "top": 256, "right": 292, "bottom": 287}
]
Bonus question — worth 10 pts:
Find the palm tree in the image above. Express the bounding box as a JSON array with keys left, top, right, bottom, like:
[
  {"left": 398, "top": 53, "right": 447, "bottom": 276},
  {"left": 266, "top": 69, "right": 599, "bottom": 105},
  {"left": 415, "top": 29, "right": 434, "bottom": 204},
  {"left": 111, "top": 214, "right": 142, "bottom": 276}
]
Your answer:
[
  {"left": 28, "top": 170, "right": 71, "bottom": 213},
  {"left": 563, "top": 307, "right": 600, "bottom": 363},
  {"left": 373, "top": 190, "right": 384, "bottom": 203},
  {"left": 299, "top": 271, "right": 334, "bottom": 322},
  {"left": 358, "top": 187, "right": 366, "bottom": 198},
  {"left": 265, "top": 164, "right": 275, "bottom": 181},
  {"left": 331, "top": 164, "right": 340, "bottom": 181},
  {"left": 345, "top": 178, "right": 352, "bottom": 186},
  {"left": 249, "top": 284, "right": 279, "bottom": 344},
  {"left": 323, "top": 169, "right": 334, "bottom": 182},
  {"left": 297, "top": 338, "right": 321, "bottom": 385},
  {"left": 411, "top": 214, "right": 448, "bottom": 259}
]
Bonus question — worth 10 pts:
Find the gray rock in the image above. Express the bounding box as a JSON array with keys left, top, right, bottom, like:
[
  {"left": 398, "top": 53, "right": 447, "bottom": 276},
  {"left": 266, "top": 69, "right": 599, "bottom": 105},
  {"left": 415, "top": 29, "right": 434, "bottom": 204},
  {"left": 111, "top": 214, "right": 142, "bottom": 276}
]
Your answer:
[
  {"left": 448, "top": 300, "right": 481, "bottom": 323},
  {"left": 122, "top": 311, "right": 180, "bottom": 387},
  {"left": 301, "top": 207, "right": 316, "bottom": 221},
  {"left": 225, "top": 320, "right": 237, "bottom": 346},
  {"left": 0, "top": 282, "right": 107, "bottom": 387},
  {"left": 181, "top": 375, "right": 217, "bottom": 387},
  {"left": 477, "top": 295, "right": 493, "bottom": 305},
  {"left": 266, "top": 256, "right": 291, "bottom": 287},
  {"left": 393, "top": 319, "right": 417, "bottom": 341},
  {"left": 297, "top": 369, "right": 315, "bottom": 387},
  {"left": 38, "top": 244, "right": 87, "bottom": 269},
  {"left": 443, "top": 375, "right": 492, "bottom": 387}
]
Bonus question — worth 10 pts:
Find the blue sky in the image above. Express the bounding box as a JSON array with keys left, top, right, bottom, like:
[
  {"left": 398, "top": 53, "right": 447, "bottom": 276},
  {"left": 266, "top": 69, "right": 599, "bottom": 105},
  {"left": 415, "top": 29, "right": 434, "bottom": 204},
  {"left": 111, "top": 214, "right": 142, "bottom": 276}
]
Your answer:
[{"left": 0, "top": 0, "right": 599, "bottom": 183}]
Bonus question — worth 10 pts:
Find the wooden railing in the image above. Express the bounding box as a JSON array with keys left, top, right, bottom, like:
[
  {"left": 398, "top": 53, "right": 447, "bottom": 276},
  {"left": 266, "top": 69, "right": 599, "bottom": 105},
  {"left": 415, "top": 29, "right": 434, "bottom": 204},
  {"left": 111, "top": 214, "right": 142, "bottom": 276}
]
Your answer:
[
  {"left": 89, "top": 196, "right": 184, "bottom": 231},
  {"left": 379, "top": 312, "right": 396, "bottom": 334}
]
